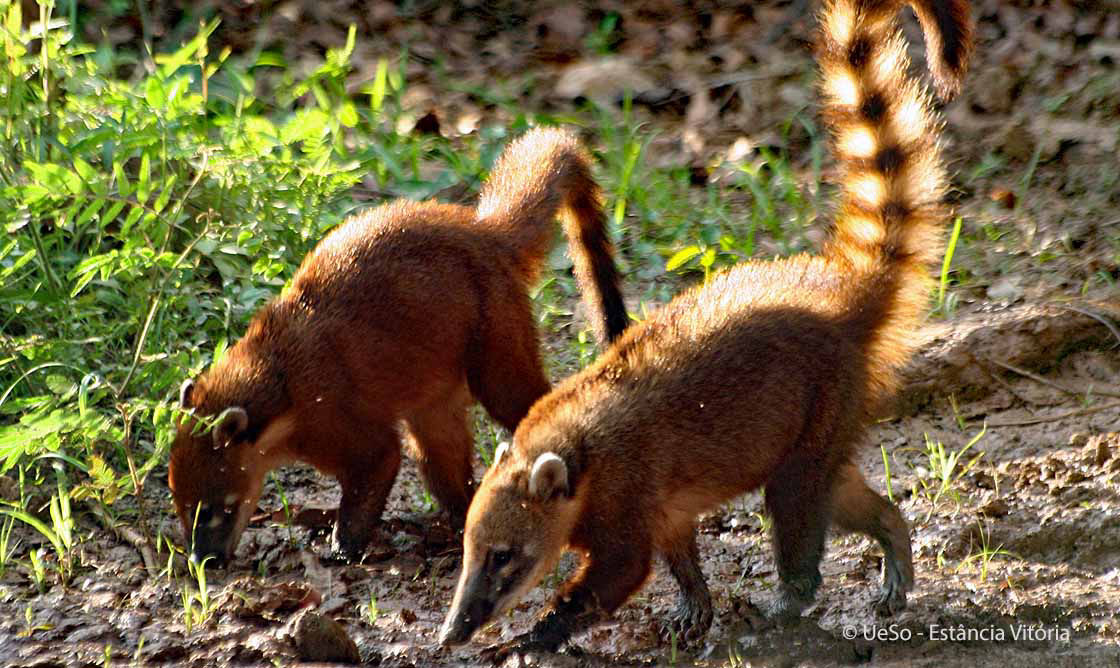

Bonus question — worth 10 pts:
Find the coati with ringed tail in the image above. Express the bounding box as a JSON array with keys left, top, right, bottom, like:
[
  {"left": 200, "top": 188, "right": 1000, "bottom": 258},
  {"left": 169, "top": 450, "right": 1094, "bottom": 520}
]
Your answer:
[
  {"left": 441, "top": 0, "right": 973, "bottom": 654},
  {"left": 169, "top": 128, "right": 629, "bottom": 564}
]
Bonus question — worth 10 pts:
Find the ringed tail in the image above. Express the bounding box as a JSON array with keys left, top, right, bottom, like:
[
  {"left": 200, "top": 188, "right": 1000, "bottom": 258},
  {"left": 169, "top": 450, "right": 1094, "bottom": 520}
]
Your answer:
[
  {"left": 818, "top": 0, "right": 973, "bottom": 389},
  {"left": 476, "top": 128, "right": 629, "bottom": 345}
]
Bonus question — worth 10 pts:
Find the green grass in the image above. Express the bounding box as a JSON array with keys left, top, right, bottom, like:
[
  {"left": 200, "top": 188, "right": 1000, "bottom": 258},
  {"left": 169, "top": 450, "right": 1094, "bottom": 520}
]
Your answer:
[
  {"left": 912, "top": 425, "right": 988, "bottom": 521},
  {"left": 957, "top": 521, "right": 1017, "bottom": 583}
]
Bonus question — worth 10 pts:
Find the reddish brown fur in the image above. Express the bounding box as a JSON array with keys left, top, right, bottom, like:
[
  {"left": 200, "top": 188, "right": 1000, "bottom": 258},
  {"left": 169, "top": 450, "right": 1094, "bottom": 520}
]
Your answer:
[
  {"left": 168, "top": 128, "right": 628, "bottom": 562},
  {"left": 442, "top": 0, "right": 972, "bottom": 653}
]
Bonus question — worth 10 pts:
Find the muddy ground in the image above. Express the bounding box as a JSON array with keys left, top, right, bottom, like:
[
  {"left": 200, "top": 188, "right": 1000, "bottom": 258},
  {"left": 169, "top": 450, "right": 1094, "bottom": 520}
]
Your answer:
[{"left": 3, "top": 0, "right": 1120, "bottom": 666}]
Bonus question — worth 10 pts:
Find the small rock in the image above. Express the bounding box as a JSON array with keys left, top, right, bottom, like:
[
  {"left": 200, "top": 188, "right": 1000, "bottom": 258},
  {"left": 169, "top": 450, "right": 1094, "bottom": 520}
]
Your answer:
[
  {"left": 288, "top": 609, "right": 360, "bottom": 664},
  {"left": 399, "top": 607, "right": 417, "bottom": 625}
]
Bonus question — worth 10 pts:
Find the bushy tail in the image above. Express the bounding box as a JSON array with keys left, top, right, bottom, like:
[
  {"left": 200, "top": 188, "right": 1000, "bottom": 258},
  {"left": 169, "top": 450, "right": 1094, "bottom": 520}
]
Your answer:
[
  {"left": 476, "top": 128, "right": 629, "bottom": 344},
  {"left": 818, "top": 0, "right": 972, "bottom": 388}
]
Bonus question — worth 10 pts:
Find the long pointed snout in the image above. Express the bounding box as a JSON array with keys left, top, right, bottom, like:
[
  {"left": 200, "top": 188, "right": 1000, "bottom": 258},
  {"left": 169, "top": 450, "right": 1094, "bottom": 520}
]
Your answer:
[{"left": 440, "top": 568, "right": 496, "bottom": 646}]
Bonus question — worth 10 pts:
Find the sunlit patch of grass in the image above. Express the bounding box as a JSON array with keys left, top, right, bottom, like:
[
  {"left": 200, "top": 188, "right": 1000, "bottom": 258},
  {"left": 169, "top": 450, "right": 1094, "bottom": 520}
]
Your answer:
[
  {"left": 911, "top": 424, "right": 987, "bottom": 521},
  {"left": 957, "top": 522, "right": 1017, "bottom": 583}
]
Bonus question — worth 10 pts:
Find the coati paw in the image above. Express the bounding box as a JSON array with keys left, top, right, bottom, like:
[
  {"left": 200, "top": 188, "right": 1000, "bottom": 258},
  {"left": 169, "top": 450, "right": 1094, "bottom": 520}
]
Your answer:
[
  {"left": 327, "top": 527, "right": 375, "bottom": 564},
  {"left": 660, "top": 596, "right": 714, "bottom": 644},
  {"left": 767, "top": 581, "right": 815, "bottom": 624},
  {"left": 873, "top": 578, "right": 909, "bottom": 617},
  {"left": 874, "top": 558, "right": 911, "bottom": 616}
]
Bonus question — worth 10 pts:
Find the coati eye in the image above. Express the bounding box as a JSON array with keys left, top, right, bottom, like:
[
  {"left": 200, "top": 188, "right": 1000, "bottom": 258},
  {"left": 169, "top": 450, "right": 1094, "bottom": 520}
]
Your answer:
[{"left": 492, "top": 549, "right": 512, "bottom": 569}]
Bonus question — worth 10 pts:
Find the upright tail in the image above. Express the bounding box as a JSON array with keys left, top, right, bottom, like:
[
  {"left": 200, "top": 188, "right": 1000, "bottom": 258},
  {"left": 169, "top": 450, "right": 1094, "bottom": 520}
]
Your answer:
[
  {"left": 476, "top": 128, "right": 629, "bottom": 345},
  {"left": 818, "top": 0, "right": 973, "bottom": 390}
]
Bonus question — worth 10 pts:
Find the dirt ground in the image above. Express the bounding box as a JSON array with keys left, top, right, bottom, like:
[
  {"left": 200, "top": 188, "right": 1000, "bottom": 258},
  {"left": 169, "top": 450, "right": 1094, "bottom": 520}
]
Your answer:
[{"left": 3, "top": 0, "right": 1120, "bottom": 666}]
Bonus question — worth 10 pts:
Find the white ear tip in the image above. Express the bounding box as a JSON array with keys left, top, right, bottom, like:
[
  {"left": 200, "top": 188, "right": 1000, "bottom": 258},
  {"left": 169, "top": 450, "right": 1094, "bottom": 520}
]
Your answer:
[
  {"left": 493, "top": 441, "right": 511, "bottom": 467},
  {"left": 529, "top": 452, "right": 568, "bottom": 498},
  {"left": 533, "top": 452, "right": 563, "bottom": 470}
]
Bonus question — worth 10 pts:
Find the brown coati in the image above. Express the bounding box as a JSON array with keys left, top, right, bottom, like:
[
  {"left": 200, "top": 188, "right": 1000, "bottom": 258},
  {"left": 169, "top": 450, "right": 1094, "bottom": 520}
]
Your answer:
[
  {"left": 440, "top": 0, "right": 973, "bottom": 654},
  {"left": 169, "top": 128, "right": 629, "bottom": 564}
]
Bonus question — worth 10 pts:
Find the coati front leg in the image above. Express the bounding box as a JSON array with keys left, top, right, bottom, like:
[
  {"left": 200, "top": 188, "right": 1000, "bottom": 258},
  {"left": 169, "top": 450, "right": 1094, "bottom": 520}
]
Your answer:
[
  {"left": 832, "top": 462, "right": 913, "bottom": 615},
  {"left": 660, "top": 526, "right": 713, "bottom": 643},
  {"left": 485, "top": 530, "right": 653, "bottom": 660},
  {"left": 331, "top": 431, "right": 402, "bottom": 560},
  {"left": 404, "top": 385, "right": 476, "bottom": 529}
]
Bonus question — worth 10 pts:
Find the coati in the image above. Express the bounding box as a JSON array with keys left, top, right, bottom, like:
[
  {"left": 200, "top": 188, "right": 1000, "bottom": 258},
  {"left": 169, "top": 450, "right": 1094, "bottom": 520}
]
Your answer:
[
  {"left": 441, "top": 0, "right": 973, "bottom": 653},
  {"left": 169, "top": 128, "right": 629, "bottom": 564}
]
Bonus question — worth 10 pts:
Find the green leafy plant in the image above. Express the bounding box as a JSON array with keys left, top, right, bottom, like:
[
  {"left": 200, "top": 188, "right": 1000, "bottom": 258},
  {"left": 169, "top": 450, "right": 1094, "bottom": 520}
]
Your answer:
[
  {"left": 1, "top": 466, "right": 79, "bottom": 585},
  {"left": 934, "top": 216, "right": 963, "bottom": 317},
  {"left": 269, "top": 473, "right": 295, "bottom": 546},
  {"left": 180, "top": 554, "right": 216, "bottom": 634},
  {"left": 958, "top": 521, "right": 1016, "bottom": 582},
  {"left": 18, "top": 602, "right": 52, "bottom": 638},
  {"left": 881, "top": 444, "right": 895, "bottom": 503},
  {"left": 913, "top": 424, "right": 987, "bottom": 520}
]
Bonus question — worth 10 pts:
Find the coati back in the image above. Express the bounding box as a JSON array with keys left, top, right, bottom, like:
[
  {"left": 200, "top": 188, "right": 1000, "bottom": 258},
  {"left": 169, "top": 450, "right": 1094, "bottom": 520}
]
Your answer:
[
  {"left": 168, "top": 128, "right": 628, "bottom": 564},
  {"left": 441, "top": 0, "right": 973, "bottom": 653}
]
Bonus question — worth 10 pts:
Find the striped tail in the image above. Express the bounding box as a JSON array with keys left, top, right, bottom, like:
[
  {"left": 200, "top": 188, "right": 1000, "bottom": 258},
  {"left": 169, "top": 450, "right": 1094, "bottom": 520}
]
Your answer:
[
  {"left": 476, "top": 128, "right": 628, "bottom": 345},
  {"left": 818, "top": 0, "right": 973, "bottom": 392}
]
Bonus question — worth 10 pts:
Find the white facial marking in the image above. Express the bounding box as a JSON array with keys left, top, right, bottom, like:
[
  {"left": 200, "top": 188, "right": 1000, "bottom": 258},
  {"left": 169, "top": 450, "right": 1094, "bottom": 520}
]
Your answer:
[{"left": 224, "top": 492, "right": 238, "bottom": 507}]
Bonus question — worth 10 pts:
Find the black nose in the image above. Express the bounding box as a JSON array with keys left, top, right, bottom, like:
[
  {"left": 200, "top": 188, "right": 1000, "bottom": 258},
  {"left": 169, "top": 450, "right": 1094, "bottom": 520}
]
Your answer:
[{"left": 440, "top": 590, "right": 495, "bottom": 646}]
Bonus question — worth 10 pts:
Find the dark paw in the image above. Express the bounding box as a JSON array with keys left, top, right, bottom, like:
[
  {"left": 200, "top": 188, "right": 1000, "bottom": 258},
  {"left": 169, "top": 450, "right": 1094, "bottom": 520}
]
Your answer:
[
  {"left": 873, "top": 582, "right": 907, "bottom": 617},
  {"left": 659, "top": 596, "right": 714, "bottom": 644},
  {"left": 328, "top": 526, "right": 375, "bottom": 564},
  {"left": 766, "top": 583, "right": 814, "bottom": 624},
  {"left": 873, "top": 560, "right": 911, "bottom": 616}
]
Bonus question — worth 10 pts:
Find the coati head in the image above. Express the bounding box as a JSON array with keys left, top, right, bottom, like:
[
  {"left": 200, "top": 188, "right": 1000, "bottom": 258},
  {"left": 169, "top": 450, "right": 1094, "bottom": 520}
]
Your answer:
[
  {"left": 169, "top": 376, "right": 295, "bottom": 565},
  {"left": 440, "top": 441, "right": 584, "bottom": 645}
]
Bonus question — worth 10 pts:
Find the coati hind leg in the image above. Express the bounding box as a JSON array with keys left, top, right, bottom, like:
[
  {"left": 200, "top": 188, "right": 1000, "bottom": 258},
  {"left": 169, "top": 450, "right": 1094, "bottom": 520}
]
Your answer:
[
  {"left": 659, "top": 525, "right": 713, "bottom": 643},
  {"left": 403, "top": 384, "right": 476, "bottom": 528},
  {"left": 331, "top": 426, "right": 403, "bottom": 560},
  {"left": 466, "top": 292, "right": 552, "bottom": 432},
  {"left": 764, "top": 446, "right": 835, "bottom": 622},
  {"left": 832, "top": 462, "right": 913, "bottom": 616}
]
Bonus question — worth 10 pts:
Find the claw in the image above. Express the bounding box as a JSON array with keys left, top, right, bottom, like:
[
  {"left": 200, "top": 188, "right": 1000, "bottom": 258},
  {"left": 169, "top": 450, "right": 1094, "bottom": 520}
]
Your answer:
[{"left": 659, "top": 596, "right": 714, "bottom": 644}]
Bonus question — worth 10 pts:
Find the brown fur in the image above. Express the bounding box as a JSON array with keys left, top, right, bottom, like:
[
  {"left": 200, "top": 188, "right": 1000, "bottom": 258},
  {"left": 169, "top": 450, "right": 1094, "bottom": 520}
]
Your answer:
[
  {"left": 441, "top": 0, "right": 972, "bottom": 652},
  {"left": 168, "top": 128, "right": 628, "bottom": 563}
]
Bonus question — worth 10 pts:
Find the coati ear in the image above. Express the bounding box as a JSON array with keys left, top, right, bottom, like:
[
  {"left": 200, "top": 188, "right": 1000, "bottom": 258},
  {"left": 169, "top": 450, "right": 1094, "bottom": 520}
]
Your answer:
[
  {"left": 213, "top": 406, "right": 249, "bottom": 448},
  {"left": 492, "top": 441, "right": 510, "bottom": 468},
  {"left": 179, "top": 379, "right": 195, "bottom": 408},
  {"left": 528, "top": 452, "right": 568, "bottom": 500}
]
